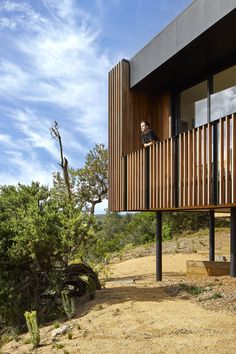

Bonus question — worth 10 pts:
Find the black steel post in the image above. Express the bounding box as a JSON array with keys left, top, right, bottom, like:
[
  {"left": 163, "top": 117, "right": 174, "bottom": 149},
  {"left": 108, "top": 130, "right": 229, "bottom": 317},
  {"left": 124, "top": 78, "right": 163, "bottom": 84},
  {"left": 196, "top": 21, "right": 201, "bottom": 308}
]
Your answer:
[
  {"left": 209, "top": 210, "right": 215, "bottom": 261},
  {"left": 230, "top": 207, "right": 236, "bottom": 277},
  {"left": 156, "top": 211, "right": 162, "bottom": 281}
]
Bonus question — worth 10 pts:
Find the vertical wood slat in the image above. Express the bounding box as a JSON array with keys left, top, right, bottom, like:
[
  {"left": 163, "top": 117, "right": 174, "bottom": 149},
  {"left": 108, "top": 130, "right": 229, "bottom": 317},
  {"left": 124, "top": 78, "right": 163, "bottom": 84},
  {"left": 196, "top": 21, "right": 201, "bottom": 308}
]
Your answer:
[
  {"left": 159, "top": 143, "right": 162, "bottom": 208},
  {"left": 219, "top": 118, "right": 224, "bottom": 204},
  {"left": 183, "top": 133, "right": 188, "bottom": 206},
  {"left": 179, "top": 135, "right": 183, "bottom": 207},
  {"left": 232, "top": 114, "right": 236, "bottom": 203},
  {"left": 166, "top": 139, "right": 170, "bottom": 207},
  {"left": 149, "top": 146, "right": 153, "bottom": 209},
  {"left": 187, "top": 131, "right": 193, "bottom": 206},
  {"left": 192, "top": 129, "right": 197, "bottom": 205},
  {"left": 202, "top": 126, "right": 207, "bottom": 205},
  {"left": 156, "top": 143, "right": 159, "bottom": 209},
  {"left": 225, "top": 116, "right": 230, "bottom": 203},
  {"left": 207, "top": 123, "right": 212, "bottom": 204},
  {"left": 114, "top": 65, "right": 117, "bottom": 210},
  {"left": 197, "top": 127, "right": 202, "bottom": 205},
  {"left": 163, "top": 141, "right": 166, "bottom": 208},
  {"left": 140, "top": 149, "right": 143, "bottom": 209},
  {"left": 137, "top": 150, "right": 140, "bottom": 210},
  {"left": 170, "top": 138, "right": 174, "bottom": 208}
]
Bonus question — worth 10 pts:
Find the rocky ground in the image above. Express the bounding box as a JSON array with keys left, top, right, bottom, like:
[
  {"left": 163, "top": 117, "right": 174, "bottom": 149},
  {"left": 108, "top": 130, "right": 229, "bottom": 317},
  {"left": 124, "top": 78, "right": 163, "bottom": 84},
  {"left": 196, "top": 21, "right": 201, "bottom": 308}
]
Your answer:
[{"left": 2, "top": 228, "right": 236, "bottom": 354}]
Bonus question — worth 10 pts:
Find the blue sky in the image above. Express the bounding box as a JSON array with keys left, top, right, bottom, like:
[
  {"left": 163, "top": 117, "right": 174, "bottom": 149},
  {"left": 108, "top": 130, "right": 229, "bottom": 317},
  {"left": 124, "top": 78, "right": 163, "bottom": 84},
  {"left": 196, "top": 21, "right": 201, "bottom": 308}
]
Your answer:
[{"left": 0, "top": 0, "right": 192, "bottom": 212}]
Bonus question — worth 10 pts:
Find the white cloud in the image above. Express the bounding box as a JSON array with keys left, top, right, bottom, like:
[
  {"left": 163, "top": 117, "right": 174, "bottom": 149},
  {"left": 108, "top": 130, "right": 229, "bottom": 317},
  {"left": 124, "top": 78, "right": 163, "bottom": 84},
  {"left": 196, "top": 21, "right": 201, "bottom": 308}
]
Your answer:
[
  {"left": 0, "top": 0, "right": 111, "bottom": 186},
  {"left": 0, "top": 150, "right": 54, "bottom": 186}
]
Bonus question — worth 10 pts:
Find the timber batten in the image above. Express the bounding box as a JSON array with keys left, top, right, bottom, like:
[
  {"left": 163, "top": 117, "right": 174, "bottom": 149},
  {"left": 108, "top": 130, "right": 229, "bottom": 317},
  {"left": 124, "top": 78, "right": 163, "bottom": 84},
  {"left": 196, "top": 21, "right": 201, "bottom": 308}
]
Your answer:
[{"left": 109, "top": 108, "right": 236, "bottom": 211}]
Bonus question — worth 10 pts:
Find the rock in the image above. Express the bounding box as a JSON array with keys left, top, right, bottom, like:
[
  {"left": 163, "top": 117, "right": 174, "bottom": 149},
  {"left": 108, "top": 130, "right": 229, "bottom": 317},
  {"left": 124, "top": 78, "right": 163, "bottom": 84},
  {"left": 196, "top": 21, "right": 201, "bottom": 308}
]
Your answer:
[{"left": 51, "top": 325, "right": 69, "bottom": 340}]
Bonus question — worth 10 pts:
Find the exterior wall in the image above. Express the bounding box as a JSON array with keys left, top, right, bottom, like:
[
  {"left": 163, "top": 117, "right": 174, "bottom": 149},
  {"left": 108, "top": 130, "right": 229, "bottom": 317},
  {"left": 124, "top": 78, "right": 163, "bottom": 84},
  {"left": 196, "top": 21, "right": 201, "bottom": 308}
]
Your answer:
[{"left": 108, "top": 60, "right": 171, "bottom": 211}]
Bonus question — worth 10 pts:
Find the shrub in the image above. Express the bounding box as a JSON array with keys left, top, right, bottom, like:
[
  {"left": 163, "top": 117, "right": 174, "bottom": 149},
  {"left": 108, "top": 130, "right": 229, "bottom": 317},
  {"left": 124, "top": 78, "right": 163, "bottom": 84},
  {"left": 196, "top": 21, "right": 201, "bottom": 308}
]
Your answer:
[
  {"left": 61, "top": 291, "right": 75, "bottom": 319},
  {"left": 24, "top": 311, "right": 40, "bottom": 348}
]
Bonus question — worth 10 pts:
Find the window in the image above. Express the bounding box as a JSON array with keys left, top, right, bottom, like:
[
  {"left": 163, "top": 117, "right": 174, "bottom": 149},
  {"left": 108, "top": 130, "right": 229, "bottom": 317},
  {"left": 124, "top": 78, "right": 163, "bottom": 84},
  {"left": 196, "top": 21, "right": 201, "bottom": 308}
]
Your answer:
[
  {"left": 210, "top": 65, "right": 236, "bottom": 122},
  {"left": 179, "top": 81, "right": 207, "bottom": 133}
]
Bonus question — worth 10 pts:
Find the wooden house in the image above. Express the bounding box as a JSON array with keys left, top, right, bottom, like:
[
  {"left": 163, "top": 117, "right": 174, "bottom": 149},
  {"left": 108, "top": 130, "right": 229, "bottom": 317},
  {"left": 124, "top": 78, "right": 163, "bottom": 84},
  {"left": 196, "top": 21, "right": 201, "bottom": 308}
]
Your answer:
[{"left": 108, "top": 0, "right": 236, "bottom": 279}]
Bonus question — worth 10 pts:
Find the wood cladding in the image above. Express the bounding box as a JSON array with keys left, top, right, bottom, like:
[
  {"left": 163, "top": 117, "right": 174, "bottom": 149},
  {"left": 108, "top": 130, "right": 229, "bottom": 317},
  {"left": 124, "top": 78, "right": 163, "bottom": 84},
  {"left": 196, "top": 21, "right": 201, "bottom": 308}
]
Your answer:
[
  {"left": 108, "top": 60, "right": 171, "bottom": 211},
  {"left": 123, "top": 113, "right": 236, "bottom": 211},
  {"left": 108, "top": 59, "right": 236, "bottom": 212}
]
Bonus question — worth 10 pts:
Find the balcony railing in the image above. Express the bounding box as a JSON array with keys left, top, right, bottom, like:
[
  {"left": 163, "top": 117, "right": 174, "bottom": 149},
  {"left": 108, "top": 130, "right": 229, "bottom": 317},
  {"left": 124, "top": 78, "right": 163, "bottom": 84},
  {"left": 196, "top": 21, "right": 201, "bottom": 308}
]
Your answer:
[{"left": 124, "top": 113, "right": 236, "bottom": 211}]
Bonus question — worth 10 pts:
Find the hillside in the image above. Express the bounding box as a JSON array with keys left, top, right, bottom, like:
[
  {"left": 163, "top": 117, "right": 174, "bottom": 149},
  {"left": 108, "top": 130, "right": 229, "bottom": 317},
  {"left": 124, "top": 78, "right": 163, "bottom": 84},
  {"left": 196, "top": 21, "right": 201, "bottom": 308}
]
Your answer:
[{"left": 2, "top": 229, "right": 236, "bottom": 354}]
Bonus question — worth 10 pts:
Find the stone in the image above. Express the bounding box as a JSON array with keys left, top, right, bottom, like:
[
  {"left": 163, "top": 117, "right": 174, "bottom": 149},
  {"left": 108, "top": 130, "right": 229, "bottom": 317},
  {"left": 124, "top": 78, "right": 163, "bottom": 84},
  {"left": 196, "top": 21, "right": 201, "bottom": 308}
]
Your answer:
[{"left": 51, "top": 325, "right": 69, "bottom": 340}]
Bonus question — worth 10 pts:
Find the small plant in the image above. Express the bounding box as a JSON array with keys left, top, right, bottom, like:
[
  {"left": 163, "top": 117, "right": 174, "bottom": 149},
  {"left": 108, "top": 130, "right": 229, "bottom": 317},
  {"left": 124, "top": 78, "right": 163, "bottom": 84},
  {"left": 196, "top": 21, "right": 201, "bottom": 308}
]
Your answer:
[
  {"left": 61, "top": 290, "right": 75, "bottom": 318},
  {"left": 175, "top": 238, "right": 180, "bottom": 252},
  {"left": 77, "top": 323, "right": 81, "bottom": 330},
  {"left": 23, "top": 337, "right": 32, "bottom": 345},
  {"left": 67, "top": 331, "right": 73, "bottom": 340},
  {"left": 179, "top": 283, "right": 205, "bottom": 295},
  {"left": 24, "top": 310, "right": 40, "bottom": 348},
  {"left": 87, "top": 276, "right": 96, "bottom": 300},
  {"left": 53, "top": 342, "right": 64, "bottom": 349},
  {"left": 94, "top": 304, "right": 103, "bottom": 311},
  {"left": 209, "top": 292, "right": 223, "bottom": 300},
  {"left": 53, "top": 321, "right": 60, "bottom": 329},
  {"left": 64, "top": 350, "right": 70, "bottom": 354}
]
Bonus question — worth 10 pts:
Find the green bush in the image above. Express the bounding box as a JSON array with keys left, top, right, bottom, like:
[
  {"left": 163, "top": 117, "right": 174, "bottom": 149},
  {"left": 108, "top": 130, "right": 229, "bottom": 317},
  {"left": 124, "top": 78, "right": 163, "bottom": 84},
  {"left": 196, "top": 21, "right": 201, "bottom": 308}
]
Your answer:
[{"left": 0, "top": 183, "right": 93, "bottom": 331}]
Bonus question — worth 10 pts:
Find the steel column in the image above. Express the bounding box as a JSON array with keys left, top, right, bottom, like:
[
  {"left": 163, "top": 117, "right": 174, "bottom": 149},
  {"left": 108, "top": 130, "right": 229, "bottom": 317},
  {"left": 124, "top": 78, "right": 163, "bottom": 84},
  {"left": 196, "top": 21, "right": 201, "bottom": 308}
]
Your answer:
[
  {"left": 230, "top": 207, "right": 236, "bottom": 277},
  {"left": 156, "top": 211, "right": 162, "bottom": 281},
  {"left": 209, "top": 210, "right": 215, "bottom": 261}
]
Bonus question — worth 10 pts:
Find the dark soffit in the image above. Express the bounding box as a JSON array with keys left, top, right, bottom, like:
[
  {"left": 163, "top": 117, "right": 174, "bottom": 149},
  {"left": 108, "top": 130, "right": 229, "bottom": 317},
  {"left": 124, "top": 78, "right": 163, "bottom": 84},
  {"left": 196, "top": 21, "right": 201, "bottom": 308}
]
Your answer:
[{"left": 130, "top": 8, "right": 236, "bottom": 93}]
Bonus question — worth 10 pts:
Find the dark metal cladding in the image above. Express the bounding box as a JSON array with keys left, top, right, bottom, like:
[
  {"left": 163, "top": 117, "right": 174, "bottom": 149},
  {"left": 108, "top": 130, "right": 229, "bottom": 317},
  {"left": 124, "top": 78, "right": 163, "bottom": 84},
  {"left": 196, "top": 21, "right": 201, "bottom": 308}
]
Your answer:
[{"left": 130, "top": 0, "right": 236, "bottom": 92}]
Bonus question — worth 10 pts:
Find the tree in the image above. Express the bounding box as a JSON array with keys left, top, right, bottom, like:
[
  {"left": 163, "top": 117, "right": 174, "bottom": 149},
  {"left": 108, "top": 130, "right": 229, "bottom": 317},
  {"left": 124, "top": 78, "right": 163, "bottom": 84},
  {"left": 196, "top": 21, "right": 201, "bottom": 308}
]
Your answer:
[
  {"left": 0, "top": 183, "right": 99, "bottom": 331},
  {"left": 75, "top": 143, "right": 108, "bottom": 215},
  {"left": 50, "top": 121, "right": 72, "bottom": 201},
  {"left": 50, "top": 122, "right": 108, "bottom": 215}
]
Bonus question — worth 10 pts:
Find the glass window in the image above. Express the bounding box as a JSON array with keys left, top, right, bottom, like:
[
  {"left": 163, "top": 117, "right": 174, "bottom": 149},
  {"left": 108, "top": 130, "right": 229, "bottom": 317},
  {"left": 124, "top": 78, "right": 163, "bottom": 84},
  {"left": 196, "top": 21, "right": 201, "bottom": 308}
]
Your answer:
[
  {"left": 179, "top": 81, "right": 207, "bottom": 133},
  {"left": 211, "top": 65, "right": 236, "bottom": 121}
]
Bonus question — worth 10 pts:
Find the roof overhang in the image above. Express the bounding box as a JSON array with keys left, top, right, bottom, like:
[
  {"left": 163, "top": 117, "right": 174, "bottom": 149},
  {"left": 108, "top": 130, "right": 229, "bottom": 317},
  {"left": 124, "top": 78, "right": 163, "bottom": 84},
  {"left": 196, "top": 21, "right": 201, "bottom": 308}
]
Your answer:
[{"left": 130, "top": 0, "right": 236, "bottom": 92}]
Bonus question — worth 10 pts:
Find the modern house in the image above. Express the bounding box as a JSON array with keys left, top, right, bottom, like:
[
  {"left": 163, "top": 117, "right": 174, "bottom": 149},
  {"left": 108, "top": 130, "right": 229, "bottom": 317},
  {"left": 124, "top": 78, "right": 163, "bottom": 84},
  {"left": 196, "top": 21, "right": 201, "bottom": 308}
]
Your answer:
[{"left": 108, "top": 0, "right": 236, "bottom": 279}]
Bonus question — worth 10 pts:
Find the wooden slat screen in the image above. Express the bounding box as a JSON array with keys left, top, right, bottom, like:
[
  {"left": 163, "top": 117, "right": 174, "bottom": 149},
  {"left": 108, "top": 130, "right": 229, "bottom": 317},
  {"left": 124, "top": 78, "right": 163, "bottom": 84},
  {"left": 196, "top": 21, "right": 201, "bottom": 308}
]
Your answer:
[
  {"left": 108, "top": 60, "right": 236, "bottom": 211},
  {"left": 122, "top": 113, "right": 236, "bottom": 211},
  {"left": 177, "top": 114, "right": 235, "bottom": 208},
  {"left": 108, "top": 61, "right": 128, "bottom": 211}
]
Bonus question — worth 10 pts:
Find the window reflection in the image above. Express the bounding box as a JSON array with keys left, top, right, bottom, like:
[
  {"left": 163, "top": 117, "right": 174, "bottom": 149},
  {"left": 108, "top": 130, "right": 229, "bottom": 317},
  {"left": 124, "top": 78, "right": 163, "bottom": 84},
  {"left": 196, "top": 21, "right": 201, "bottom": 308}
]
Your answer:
[
  {"left": 211, "top": 65, "right": 236, "bottom": 121},
  {"left": 179, "top": 81, "right": 207, "bottom": 133}
]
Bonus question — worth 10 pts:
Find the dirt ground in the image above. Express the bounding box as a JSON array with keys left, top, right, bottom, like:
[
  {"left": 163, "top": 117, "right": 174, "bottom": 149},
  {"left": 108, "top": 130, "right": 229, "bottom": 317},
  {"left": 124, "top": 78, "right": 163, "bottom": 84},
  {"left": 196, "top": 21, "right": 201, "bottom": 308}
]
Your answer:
[{"left": 2, "top": 245, "right": 236, "bottom": 354}]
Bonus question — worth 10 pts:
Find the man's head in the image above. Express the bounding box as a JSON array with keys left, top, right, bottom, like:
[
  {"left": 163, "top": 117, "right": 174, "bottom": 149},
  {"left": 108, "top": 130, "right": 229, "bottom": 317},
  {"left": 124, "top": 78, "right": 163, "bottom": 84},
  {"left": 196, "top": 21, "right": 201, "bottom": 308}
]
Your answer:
[{"left": 140, "top": 121, "right": 150, "bottom": 132}]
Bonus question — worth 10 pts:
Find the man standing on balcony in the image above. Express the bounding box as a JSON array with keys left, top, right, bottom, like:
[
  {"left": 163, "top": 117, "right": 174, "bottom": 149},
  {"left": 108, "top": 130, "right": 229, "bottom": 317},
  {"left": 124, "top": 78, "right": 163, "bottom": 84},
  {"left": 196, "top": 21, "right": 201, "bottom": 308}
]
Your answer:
[{"left": 140, "top": 121, "right": 159, "bottom": 147}]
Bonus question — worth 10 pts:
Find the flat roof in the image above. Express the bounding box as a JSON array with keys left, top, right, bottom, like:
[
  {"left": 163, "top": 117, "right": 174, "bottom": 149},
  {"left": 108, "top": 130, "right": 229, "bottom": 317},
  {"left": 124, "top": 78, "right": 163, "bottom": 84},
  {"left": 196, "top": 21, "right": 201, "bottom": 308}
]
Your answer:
[{"left": 130, "top": 0, "right": 236, "bottom": 88}]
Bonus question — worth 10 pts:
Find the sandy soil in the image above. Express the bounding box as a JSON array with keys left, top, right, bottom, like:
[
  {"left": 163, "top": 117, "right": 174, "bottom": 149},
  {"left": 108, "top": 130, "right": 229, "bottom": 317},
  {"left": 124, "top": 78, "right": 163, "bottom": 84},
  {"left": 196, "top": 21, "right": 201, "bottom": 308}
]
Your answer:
[{"left": 2, "top": 251, "right": 236, "bottom": 354}]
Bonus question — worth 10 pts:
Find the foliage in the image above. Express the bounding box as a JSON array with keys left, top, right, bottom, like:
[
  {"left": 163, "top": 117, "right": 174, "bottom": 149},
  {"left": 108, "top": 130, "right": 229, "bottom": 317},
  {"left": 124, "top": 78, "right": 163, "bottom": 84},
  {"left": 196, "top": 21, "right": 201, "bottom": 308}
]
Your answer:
[
  {"left": 86, "top": 276, "right": 96, "bottom": 300},
  {"left": 24, "top": 311, "right": 40, "bottom": 348},
  {"left": 61, "top": 291, "right": 75, "bottom": 319},
  {"left": 178, "top": 283, "right": 205, "bottom": 295},
  {"left": 52, "top": 143, "right": 108, "bottom": 216},
  {"left": 74, "top": 143, "right": 108, "bottom": 215},
  {"left": 0, "top": 182, "right": 96, "bottom": 331}
]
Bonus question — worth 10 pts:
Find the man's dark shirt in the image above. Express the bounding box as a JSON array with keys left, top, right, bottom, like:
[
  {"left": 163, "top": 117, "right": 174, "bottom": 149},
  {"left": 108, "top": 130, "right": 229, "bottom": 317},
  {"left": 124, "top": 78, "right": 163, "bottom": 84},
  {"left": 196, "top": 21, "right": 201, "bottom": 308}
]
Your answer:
[{"left": 141, "top": 129, "right": 159, "bottom": 145}]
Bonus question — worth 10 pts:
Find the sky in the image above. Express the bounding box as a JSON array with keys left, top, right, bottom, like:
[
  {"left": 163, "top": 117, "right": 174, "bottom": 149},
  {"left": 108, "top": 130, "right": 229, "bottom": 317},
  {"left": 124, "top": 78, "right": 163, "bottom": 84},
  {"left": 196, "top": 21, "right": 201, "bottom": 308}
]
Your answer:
[{"left": 0, "top": 0, "right": 193, "bottom": 213}]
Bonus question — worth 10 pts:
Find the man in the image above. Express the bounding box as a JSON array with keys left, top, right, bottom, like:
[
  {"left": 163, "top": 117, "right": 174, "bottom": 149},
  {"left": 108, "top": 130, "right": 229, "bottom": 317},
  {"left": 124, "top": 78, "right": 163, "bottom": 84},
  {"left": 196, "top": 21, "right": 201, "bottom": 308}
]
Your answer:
[{"left": 140, "top": 121, "right": 159, "bottom": 147}]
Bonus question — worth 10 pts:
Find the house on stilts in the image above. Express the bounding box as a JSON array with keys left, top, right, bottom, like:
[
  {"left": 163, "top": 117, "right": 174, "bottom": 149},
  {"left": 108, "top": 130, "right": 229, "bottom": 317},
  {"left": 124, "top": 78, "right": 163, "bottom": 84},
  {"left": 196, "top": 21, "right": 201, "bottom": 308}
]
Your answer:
[{"left": 108, "top": 0, "right": 236, "bottom": 280}]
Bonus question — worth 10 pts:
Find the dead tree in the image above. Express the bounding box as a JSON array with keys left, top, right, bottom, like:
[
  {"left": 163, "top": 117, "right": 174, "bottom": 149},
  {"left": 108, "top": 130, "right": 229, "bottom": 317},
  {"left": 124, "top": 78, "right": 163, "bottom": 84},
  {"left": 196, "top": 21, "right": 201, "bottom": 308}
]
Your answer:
[{"left": 50, "top": 121, "right": 72, "bottom": 202}]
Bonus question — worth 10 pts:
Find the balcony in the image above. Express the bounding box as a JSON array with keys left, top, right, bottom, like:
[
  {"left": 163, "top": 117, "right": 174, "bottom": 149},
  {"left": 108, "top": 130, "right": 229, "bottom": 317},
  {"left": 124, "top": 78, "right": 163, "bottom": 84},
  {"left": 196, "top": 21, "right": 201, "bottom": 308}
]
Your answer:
[{"left": 109, "top": 113, "right": 236, "bottom": 212}]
